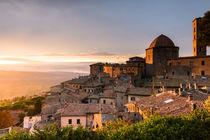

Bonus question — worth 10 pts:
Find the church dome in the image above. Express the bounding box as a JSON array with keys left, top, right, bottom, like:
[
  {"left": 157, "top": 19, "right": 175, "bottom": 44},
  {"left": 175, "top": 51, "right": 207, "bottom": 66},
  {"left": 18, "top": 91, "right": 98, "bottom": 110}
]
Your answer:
[{"left": 149, "top": 34, "right": 175, "bottom": 48}]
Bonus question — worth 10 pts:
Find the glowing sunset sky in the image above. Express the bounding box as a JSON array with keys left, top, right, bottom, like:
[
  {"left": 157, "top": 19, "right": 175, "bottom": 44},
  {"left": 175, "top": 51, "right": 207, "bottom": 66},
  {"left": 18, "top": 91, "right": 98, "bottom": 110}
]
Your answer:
[{"left": 0, "top": 0, "right": 209, "bottom": 73}]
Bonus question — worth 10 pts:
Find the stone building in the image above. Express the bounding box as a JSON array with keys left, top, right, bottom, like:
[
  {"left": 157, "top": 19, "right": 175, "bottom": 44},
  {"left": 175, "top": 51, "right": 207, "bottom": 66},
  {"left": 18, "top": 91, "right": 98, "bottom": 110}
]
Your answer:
[
  {"left": 164, "top": 17, "right": 210, "bottom": 78},
  {"left": 90, "top": 63, "right": 104, "bottom": 76},
  {"left": 167, "top": 56, "right": 210, "bottom": 78},
  {"left": 90, "top": 56, "right": 145, "bottom": 82},
  {"left": 54, "top": 103, "right": 116, "bottom": 129},
  {"left": 103, "top": 64, "right": 139, "bottom": 78},
  {"left": 145, "top": 34, "right": 179, "bottom": 77},
  {"left": 62, "top": 76, "right": 104, "bottom": 94},
  {"left": 193, "top": 18, "right": 206, "bottom": 57}
]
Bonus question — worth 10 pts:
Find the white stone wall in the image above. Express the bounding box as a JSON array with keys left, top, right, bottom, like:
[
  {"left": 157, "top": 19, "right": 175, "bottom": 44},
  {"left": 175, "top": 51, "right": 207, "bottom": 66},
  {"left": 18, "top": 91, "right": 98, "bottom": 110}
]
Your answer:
[
  {"left": 23, "top": 116, "right": 41, "bottom": 129},
  {"left": 61, "top": 116, "right": 86, "bottom": 129}
]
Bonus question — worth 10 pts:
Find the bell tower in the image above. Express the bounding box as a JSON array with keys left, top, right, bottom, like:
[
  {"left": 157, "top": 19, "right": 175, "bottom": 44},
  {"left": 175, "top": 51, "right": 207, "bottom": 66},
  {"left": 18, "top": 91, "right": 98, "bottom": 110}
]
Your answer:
[{"left": 193, "top": 18, "right": 206, "bottom": 56}]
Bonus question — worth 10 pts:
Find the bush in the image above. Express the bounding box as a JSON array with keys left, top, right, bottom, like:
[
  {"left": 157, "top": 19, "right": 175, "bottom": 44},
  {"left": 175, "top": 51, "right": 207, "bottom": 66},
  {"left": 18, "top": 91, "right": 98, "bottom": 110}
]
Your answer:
[{"left": 0, "top": 110, "right": 209, "bottom": 140}]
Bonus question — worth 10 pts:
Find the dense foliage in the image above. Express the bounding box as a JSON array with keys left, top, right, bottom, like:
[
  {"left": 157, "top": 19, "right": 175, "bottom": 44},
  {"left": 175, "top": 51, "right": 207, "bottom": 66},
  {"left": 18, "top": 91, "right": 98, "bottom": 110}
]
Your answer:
[
  {"left": 204, "top": 96, "right": 210, "bottom": 112},
  {"left": 0, "top": 110, "right": 13, "bottom": 129},
  {"left": 1, "top": 109, "right": 209, "bottom": 140},
  {"left": 0, "top": 96, "right": 44, "bottom": 127},
  {"left": 199, "top": 10, "right": 210, "bottom": 47},
  {"left": 0, "top": 96, "right": 45, "bottom": 115}
]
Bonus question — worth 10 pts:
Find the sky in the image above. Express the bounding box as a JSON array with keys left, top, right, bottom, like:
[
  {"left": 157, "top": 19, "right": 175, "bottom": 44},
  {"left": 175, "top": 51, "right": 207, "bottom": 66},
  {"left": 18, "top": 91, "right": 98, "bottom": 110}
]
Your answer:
[{"left": 0, "top": 0, "right": 209, "bottom": 73}]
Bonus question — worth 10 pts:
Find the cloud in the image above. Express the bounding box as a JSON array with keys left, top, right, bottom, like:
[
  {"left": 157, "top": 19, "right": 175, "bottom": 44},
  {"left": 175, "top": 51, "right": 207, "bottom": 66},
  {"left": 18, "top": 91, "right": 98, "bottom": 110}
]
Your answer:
[{"left": 39, "top": 52, "right": 115, "bottom": 56}]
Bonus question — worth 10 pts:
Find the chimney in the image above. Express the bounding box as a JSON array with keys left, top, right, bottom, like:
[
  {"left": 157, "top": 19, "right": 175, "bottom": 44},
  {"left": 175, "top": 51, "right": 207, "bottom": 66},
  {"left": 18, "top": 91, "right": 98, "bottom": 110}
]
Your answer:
[
  {"left": 188, "top": 83, "right": 191, "bottom": 89},
  {"left": 188, "top": 95, "right": 193, "bottom": 101},
  {"left": 194, "top": 83, "right": 197, "bottom": 90},
  {"left": 179, "top": 88, "right": 181, "bottom": 96}
]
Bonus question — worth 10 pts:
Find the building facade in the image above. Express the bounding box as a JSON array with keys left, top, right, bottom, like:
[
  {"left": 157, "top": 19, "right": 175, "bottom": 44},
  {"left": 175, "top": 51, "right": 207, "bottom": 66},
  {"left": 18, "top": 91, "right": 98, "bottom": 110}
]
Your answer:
[{"left": 167, "top": 56, "right": 210, "bottom": 78}]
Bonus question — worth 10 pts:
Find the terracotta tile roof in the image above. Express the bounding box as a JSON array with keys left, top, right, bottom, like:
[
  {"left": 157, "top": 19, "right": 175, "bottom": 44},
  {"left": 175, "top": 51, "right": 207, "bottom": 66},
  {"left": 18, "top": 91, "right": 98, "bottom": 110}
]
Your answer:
[
  {"left": 63, "top": 76, "right": 91, "bottom": 84},
  {"left": 114, "top": 82, "right": 130, "bottom": 93},
  {"left": 137, "top": 92, "right": 203, "bottom": 116},
  {"left": 81, "top": 80, "right": 104, "bottom": 87},
  {"left": 66, "top": 91, "right": 89, "bottom": 101},
  {"left": 58, "top": 103, "right": 116, "bottom": 116},
  {"left": 88, "top": 94, "right": 99, "bottom": 99},
  {"left": 41, "top": 103, "right": 61, "bottom": 115},
  {"left": 100, "top": 88, "right": 115, "bottom": 98},
  {"left": 90, "top": 63, "right": 105, "bottom": 66},
  {"left": 181, "top": 90, "right": 209, "bottom": 103},
  {"left": 126, "top": 87, "right": 153, "bottom": 96}
]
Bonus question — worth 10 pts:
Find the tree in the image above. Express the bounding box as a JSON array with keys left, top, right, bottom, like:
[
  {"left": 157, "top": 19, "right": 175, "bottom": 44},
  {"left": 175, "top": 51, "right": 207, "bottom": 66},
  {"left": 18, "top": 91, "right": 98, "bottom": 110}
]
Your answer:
[
  {"left": 34, "top": 98, "right": 42, "bottom": 115},
  {"left": 0, "top": 110, "right": 14, "bottom": 129},
  {"left": 199, "top": 10, "right": 210, "bottom": 47},
  {"left": 204, "top": 96, "right": 210, "bottom": 112},
  {"left": 18, "top": 112, "right": 25, "bottom": 126}
]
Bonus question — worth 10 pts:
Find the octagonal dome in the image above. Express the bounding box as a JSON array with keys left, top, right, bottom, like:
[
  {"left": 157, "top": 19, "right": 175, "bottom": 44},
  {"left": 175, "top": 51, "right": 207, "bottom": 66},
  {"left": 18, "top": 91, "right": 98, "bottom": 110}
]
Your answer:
[{"left": 149, "top": 34, "right": 175, "bottom": 48}]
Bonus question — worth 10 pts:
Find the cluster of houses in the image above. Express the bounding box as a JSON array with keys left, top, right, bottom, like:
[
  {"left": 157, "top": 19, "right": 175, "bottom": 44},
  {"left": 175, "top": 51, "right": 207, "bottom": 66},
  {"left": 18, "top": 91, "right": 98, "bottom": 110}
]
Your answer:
[{"left": 23, "top": 70, "right": 209, "bottom": 132}]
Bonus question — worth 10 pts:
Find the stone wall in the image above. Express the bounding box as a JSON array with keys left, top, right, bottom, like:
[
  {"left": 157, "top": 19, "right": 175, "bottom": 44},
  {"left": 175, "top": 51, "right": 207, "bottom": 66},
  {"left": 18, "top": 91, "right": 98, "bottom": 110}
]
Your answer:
[
  {"left": 90, "top": 64, "right": 104, "bottom": 75},
  {"left": 99, "top": 98, "right": 115, "bottom": 106},
  {"left": 61, "top": 116, "right": 86, "bottom": 129},
  {"left": 146, "top": 46, "right": 179, "bottom": 77},
  {"left": 167, "top": 56, "right": 210, "bottom": 77}
]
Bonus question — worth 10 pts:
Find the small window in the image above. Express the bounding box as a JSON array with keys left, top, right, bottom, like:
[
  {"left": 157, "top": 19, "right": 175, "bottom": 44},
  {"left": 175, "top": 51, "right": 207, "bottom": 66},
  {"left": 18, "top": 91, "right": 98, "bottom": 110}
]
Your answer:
[
  {"left": 131, "top": 97, "right": 135, "bottom": 101},
  {"left": 77, "top": 119, "right": 80, "bottom": 124},
  {"left": 201, "top": 61, "right": 205, "bottom": 65},
  {"left": 148, "top": 55, "right": 150, "bottom": 61},
  {"left": 110, "top": 102, "right": 113, "bottom": 105},
  {"left": 103, "top": 100, "right": 106, "bottom": 104},
  {"left": 189, "top": 61, "right": 193, "bottom": 66},
  {"left": 68, "top": 119, "right": 72, "bottom": 124},
  {"left": 201, "top": 71, "right": 205, "bottom": 76},
  {"left": 176, "top": 62, "right": 181, "bottom": 65},
  {"left": 169, "top": 63, "right": 172, "bottom": 66},
  {"left": 172, "top": 72, "right": 175, "bottom": 75},
  {"left": 187, "top": 71, "right": 190, "bottom": 76}
]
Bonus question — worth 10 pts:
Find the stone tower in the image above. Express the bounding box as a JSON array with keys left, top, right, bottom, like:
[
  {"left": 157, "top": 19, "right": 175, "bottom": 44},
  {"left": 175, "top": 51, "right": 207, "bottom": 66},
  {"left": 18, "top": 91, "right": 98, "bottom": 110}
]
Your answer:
[{"left": 193, "top": 18, "right": 206, "bottom": 56}]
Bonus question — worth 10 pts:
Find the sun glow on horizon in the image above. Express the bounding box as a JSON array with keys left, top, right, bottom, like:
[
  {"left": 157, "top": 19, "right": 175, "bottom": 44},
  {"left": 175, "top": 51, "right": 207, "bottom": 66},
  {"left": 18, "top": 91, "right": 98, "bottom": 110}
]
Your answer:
[{"left": 0, "top": 60, "right": 26, "bottom": 65}]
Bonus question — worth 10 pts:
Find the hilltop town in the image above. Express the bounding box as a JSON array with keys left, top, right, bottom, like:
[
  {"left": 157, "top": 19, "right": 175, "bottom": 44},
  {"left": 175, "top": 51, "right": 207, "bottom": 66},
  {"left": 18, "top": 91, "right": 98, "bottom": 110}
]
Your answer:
[{"left": 20, "top": 17, "right": 210, "bottom": 132}]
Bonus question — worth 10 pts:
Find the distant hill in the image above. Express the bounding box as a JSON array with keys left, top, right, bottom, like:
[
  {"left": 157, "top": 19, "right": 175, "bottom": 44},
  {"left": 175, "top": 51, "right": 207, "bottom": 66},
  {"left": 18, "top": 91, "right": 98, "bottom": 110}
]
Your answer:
[{"left": 0, "top": 70, "right": 85, "bottom": 99}]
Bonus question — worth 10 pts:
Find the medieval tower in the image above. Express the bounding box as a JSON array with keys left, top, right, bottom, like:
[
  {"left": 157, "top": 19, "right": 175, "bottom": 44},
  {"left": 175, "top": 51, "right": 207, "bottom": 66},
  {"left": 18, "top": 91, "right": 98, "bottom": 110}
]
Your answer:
[{"left": 193, "top": 18, "right": 206, "bottom": 56}]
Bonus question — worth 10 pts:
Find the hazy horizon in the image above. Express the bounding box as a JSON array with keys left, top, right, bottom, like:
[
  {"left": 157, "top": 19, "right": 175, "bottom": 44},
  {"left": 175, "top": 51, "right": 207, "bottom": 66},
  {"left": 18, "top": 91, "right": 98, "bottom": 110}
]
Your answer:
[{"left": 0, "top": 70, "right": 82, "bottom": 99}]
